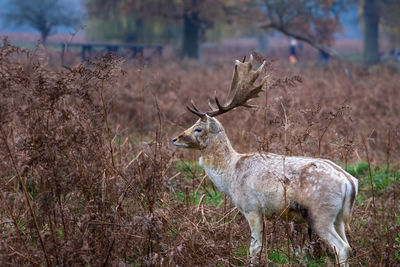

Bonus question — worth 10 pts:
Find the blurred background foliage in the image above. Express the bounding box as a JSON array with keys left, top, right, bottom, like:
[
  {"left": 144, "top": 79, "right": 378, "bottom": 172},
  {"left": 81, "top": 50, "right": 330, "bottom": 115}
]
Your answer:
[{"left": 1, "top": 0, "right": 400, "bottom": 62}]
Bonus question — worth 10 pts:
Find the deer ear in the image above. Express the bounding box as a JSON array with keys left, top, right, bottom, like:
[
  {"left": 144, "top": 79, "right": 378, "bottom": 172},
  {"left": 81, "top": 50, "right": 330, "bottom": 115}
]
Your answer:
[{"left": 207, "top": 116, "right": 222, "bottom": 133}]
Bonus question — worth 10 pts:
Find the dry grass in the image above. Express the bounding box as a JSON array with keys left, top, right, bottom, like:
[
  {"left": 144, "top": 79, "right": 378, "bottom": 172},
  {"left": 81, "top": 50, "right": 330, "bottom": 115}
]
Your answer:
[{"left": 1, "top": 42, "right": 399, "bottom": 266}]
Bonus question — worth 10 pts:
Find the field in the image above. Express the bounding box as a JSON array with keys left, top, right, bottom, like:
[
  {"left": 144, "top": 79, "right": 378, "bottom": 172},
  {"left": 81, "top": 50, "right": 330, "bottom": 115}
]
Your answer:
[{"left": 1, "top": 43, "right": 399, "bottom": 266}]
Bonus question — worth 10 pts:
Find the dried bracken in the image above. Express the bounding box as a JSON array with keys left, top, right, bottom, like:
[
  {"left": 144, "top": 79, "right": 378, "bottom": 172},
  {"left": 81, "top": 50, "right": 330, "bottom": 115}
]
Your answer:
[{"left": 0, "top": 43, "right": 399, "bottom": 266}]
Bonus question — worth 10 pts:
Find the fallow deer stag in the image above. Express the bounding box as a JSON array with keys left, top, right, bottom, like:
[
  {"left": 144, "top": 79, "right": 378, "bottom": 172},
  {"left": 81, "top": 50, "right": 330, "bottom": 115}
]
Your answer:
[{"left": 172, "top": 55, "right": 358, "bottom": 266}]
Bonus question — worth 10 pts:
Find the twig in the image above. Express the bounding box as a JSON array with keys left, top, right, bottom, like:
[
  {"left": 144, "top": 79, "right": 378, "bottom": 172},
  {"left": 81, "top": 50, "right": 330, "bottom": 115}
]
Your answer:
[
  {"left": 360, "top": 135, "right": 376, "bottom": 218},
  {"left": 100, "top": 78, "right": 116, "bottom": 171},
  {"left": 385, "top": 128, "right": 391, "bottom": 173},
  {"left": 0, "top": 126, "right": 51, "bottom": 267},
  {"left": 102, "top": 238, "right": 115, "bottom": 267},
  {"left": 4, "top": 242, "right": 44, "bottom": 267},
  {"left": 216, "top": 207, "right": 238, "bottom": 224}
]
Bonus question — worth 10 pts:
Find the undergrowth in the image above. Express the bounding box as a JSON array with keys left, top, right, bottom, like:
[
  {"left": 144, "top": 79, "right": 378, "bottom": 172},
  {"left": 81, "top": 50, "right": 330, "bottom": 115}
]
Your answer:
[{"left": 0, "top": 43, "right": 399, "bottom": 266}]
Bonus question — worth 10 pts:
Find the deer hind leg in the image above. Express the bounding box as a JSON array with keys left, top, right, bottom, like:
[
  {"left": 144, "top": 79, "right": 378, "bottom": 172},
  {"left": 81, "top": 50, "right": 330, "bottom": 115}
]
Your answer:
[
  {"left": 245, "top": 211, "right": 263, "bottom": 265},
  {"left": 334, "top": 211, "right": 349, "bottom": 245},
  {"left": 314, "top": 221, "right": 351, "bottom": 267}
]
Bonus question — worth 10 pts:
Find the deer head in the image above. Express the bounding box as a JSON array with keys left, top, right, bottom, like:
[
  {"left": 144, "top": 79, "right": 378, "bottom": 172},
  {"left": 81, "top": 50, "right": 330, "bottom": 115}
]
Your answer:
[
  {"left": 172, "top": 54, "right": 268, "bottom": 150},
  {"left": 171, "top": 115, "right": 225, "bottom": 150}
]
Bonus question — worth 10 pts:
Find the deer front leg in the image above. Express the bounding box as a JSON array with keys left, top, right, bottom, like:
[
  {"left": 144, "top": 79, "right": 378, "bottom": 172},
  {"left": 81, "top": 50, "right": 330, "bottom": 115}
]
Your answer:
[{"left": 245, "top": 211, "right": 263, "bottom": 265}]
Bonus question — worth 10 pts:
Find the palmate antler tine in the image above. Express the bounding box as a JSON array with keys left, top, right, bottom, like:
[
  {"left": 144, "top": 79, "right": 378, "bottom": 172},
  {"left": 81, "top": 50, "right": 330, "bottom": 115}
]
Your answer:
[
  {"left": 247, "top": 54, "right": 254, "bottom": 71},
  {"left": 256, "top": 60, "right": 266, "bottom": 73},
  {"left": 248, "top": 60, "right": 266, "bottom": 84},
  {"left": 226, "top": 64, "right": 239, "bottom": 105}
]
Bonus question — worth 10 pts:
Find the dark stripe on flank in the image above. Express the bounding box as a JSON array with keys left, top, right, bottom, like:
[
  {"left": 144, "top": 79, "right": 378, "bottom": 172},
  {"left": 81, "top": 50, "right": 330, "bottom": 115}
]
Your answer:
[{"left": 323, "top": 160, "right": 357, "bottom": 207}]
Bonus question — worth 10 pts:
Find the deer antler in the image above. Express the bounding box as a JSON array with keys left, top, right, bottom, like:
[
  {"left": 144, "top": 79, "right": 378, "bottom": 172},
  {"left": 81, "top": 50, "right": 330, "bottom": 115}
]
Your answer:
[{"left": 187, "top": 54, "right": 268, "bottom": 118}]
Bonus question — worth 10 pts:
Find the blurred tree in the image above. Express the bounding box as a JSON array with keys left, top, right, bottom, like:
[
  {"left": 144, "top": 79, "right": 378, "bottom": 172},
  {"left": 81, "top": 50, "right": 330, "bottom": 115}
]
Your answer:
[
  {"left": 86, "top": 0, "right": 161, "bottom": 43},
  {"left": 379, "top": 0, "right": 400, "bottom": 59},
  {"left": 86, "top": 15, "right": 179, "bottom": 44},
  {"left": 182, "top": 0, "right": 201, "bottom": 59},
  {"left": 362, "top": 0, "right": 379, "bottom": 64},
  {"left": 3, "top": 0, "right": 83, "bottom": 44},
  {"left": 158, "top": 0, "right": 252, "bottom": 59},
  {"left": 259, "top": 0, "right": 346, "bottom": 58},
  {"left": 359, "top": 0, "right": 400, "bottom": 64},
  {"left": 86, "top": 0, "right": 250, "bottom": 59}
]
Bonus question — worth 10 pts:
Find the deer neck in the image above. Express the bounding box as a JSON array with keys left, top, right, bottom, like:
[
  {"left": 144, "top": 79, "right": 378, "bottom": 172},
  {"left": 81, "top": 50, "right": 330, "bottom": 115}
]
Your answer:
[{"left": 199, "top": 131, "right": 238, "bottom": 194}]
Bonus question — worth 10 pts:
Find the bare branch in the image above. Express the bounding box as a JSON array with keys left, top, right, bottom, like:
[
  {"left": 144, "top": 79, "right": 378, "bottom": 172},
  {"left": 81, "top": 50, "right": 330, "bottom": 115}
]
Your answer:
[{"left": 259, "top": 22, "right": 339, "bottom": 58}]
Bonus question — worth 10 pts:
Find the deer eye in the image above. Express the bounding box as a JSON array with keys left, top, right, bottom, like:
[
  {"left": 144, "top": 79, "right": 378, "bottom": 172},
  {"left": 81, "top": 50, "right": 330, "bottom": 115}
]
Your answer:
[{"left": 194, "top": 127, "right": 202, "bottom": 133}]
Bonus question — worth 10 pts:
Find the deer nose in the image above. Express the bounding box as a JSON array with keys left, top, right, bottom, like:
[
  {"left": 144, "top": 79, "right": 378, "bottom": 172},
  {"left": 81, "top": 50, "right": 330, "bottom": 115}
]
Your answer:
[{"left": 172, "top": 137, "right": 178, "bottom": 143}]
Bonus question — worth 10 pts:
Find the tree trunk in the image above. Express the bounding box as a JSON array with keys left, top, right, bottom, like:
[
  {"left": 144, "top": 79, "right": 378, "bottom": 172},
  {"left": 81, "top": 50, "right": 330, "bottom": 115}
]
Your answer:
[
  {"left": 40, "top": 26, "right": 50, "bottom": 45},
  {"left": 125, "top": 18, "right": 143, "bottom": 43},
  {"left": 363, "top": 0, "right": 380, "bottom": 64},
  {"left": 40, "top": 31, "right": 48, "bottom": 45},
  {"left": 182, "top": 1, "right": 200, "bottom": 59},
  {"left": 136, "top": 18, "right": 143, "bottom": 42}
]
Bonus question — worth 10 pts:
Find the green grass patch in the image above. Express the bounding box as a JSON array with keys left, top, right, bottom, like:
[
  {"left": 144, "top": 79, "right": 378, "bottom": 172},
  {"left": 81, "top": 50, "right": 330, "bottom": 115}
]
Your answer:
[
  {"left": 233, "top": 244, "right": 248, "bottom": 259},
  {"left": 268, "top": 249, "right": 289, "bottom": 264},
  {"left": 298, "top": 255, "right": 328, "bottom": 266},
  {"left": 176, "top": 160, "right": 203, "bottom": 179},
  {"left": 174, "top": 160, "right": 225, "bottom": 206},
  {"left": 175, "top": 186, "right": 224, "bottom": 206},
  {"left": 344, "top": 161, "right": 400, "bottom": 194}
]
